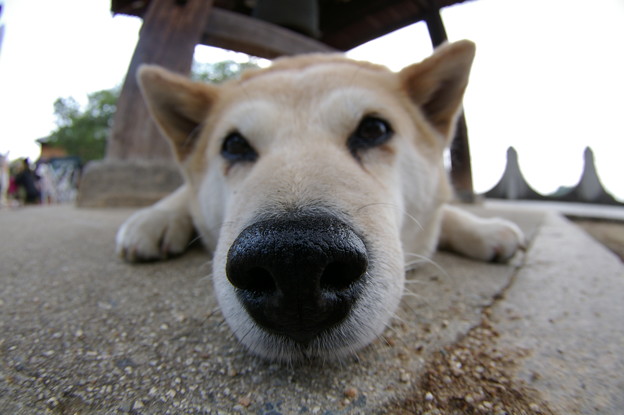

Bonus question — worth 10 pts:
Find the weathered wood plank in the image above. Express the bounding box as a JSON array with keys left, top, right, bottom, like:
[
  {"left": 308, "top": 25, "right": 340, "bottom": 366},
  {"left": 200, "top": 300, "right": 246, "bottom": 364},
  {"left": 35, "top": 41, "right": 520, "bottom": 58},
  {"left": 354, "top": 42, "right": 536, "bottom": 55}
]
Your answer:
[{"left": 201, "top": 8, "right": 335, "bottom": 59}]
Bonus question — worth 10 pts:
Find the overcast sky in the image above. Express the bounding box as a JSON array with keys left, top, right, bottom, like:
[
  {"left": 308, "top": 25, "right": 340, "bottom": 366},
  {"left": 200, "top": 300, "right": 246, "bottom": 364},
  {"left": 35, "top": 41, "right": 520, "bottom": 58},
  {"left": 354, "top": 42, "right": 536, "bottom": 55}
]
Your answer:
[{"left": 0, "top": 0, "right": 623, "bottom": 199}]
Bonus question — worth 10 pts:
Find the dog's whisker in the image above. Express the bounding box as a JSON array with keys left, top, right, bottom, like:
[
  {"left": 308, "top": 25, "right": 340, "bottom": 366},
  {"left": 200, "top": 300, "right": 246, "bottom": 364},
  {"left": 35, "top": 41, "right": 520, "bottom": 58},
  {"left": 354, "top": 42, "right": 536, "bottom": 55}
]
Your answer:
[
  {"left": 396, "top": 279, "right": 434, "bottom": 317},
  {"left": 364, "top": 313, "right": 411, "bottom": 356},
  {"left": 404, "top": 260, "right": 428, "bottom": 271},
  {"left": 402, "top": 289, "right": 434, "bottom": 312},
  {"left": 186, "top": 234, "right": 203, "bottom": 249},
  {"left": 220, "top": 221, "right": 236, "bottom": 230},
  {"left": 357, "top": 201, "right": 425, "bottom": 232},
  {"left": 401, "top": 291, "right": 424, "bottom": 300},
  {"left": 404, "top": 252, "right": 449, "bottom": 280},
  {"left": 403, "top": 283, "right": 426, "bottom": 298},
  {"left": 393, "top": 315, "right": 420, "bottom": 335},
  {"left": 385, "top": 310, "right": 411, "bottom": 328},
  {"left": 402, "top": 211, "right": 425, "bottom": 232},
  {"left": 205, "top": 305, "right": 221, "bottom": 319},
  {"left": 355, "top": 201, "right": 395, "bottom": 213},
  {"left": 231, "top": 324, "right": 256, "bottom": 352},
  {"left": 404, "top": 278, "right": 425, "bottom": 285},
  {"left": 214, "top": 316, "right": 230, "bottom": 330},
  {"left": 198, "top": 271, "right": 212, "bottom": 281}
]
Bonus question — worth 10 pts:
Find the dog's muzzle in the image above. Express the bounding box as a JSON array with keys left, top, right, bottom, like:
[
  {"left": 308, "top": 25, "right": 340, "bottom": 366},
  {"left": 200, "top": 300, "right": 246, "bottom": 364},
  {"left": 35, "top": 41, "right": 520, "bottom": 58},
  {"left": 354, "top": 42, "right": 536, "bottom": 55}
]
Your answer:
[{"left": 225, "top": 215, "right": 368, "bottom": 345}]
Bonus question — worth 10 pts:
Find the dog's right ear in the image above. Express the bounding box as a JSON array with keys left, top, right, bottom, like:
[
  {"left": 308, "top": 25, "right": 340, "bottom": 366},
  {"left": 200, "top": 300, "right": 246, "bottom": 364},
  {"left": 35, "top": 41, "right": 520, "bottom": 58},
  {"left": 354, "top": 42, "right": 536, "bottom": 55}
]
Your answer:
[
  {"left": 400, "top": 40, "right": 475, "bottom": 141},
  {"left": 138, "top": 65, "right": 218, "bottom": 161}
]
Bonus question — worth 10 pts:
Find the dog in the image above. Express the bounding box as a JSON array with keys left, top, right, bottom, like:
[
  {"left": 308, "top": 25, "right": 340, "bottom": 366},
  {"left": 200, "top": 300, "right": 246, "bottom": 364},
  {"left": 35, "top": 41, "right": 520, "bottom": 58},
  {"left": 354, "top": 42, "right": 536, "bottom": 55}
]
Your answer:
[{"left": 116, "top": 40, "right": 525, "bottom": 362}]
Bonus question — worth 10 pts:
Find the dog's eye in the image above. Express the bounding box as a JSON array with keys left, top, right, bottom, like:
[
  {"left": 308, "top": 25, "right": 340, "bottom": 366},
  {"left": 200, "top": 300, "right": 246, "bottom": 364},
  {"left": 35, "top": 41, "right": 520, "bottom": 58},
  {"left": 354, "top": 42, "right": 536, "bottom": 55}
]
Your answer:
[
  {"left": 221, "top": 132, "right": 258, "bottom": 163},
  {"left": 348, "top": 116, "right": 393, "bottom": 154}
]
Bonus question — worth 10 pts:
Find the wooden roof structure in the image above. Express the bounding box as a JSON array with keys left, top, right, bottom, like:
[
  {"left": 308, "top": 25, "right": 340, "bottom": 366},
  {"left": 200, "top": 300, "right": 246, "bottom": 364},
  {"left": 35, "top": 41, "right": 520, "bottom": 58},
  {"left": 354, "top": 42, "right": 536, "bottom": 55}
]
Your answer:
[{"left": 111, "top": 0, "right": 474, "bottom": 57}]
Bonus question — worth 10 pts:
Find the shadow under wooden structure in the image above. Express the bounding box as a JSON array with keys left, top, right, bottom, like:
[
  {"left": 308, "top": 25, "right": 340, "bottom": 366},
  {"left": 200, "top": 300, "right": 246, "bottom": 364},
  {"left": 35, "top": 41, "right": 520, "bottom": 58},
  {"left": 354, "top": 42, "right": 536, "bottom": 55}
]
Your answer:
[{"left": 78, "top": 0, "right": 477, "bottom": 206}]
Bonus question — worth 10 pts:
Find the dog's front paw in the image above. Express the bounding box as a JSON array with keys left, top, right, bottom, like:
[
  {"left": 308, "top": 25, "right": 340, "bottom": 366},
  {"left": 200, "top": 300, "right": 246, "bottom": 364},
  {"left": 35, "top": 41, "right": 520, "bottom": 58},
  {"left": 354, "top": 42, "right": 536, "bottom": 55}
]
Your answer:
[
  {"left": 440, "top": 206, "right": 527, "bottom": 263},
  {"left": 467, "top": 218, "right": 526, "bottom": 262},
  {"left": 116, "top": 208, "right": 194, "bottom": 262}
]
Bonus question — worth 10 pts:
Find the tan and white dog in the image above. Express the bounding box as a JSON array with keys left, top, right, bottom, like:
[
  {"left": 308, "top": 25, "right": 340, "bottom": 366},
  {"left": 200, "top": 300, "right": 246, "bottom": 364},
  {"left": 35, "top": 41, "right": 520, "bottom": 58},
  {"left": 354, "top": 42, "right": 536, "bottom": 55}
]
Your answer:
[{"left": 116, "top": 40, "right": 524, "bottom": 362}]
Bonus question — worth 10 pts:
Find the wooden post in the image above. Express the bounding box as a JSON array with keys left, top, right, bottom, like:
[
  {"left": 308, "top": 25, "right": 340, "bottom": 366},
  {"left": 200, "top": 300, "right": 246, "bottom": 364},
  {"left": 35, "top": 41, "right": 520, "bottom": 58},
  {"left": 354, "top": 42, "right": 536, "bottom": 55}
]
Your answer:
[
  {"left": 107, "top": 0, "right": 215, "bottom": 161},
  {"left": 78, "top": 0, "right": 215, "bottom": 207},
  {"left": 448, "top": 114, "right": 474, "bottom": 200},
  {"left": 425, "top": 5, "right": 474, "bottom": 202}
]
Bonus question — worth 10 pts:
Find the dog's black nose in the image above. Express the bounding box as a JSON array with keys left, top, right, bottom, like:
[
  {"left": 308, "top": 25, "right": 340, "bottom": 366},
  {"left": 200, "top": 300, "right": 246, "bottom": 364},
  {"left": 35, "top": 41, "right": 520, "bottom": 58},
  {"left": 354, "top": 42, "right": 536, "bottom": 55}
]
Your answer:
[{"left": 226, "top": 215, "right": 368, "bottom": 345}]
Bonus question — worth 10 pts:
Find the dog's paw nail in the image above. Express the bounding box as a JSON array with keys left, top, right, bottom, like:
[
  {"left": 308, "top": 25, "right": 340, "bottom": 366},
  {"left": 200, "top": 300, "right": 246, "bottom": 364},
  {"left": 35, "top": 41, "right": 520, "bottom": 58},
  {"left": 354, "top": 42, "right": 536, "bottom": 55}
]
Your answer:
[
  {"left": 124, "top": 246, "right": 140, "bottom": 262},
  {"left": 160, "top": 242, "right": 172, "bottom": 256}
]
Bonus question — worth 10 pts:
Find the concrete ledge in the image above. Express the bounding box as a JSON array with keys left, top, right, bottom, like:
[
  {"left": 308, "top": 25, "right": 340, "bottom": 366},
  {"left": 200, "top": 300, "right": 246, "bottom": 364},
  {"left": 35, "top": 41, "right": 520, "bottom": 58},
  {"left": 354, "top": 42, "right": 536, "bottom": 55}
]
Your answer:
[
  {"left": 490, "top": 212, "right": 624, "bottom": 414},
  {"left": 77, "top": 159, "right": 182, "bottom": 208}
]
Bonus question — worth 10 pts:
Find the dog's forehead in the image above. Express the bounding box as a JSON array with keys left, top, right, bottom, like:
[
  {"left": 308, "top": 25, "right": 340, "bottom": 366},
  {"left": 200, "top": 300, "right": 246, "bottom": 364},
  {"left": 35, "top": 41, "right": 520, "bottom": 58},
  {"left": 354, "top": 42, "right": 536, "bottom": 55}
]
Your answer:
[
  {"left": 243, "top": 54, "right": 393, "bottom": 81},
  {"left": 195, "top": 58, "right": 423, "bottom": 158},
  {"left": 233, "top": 57, "right": 398, "bottom": 99},
  {"left": 211, "top": 63, "right": 405, "bottom": 142},
  {"left": 211, "top": 60, "right": 405, "bottom": 131}
]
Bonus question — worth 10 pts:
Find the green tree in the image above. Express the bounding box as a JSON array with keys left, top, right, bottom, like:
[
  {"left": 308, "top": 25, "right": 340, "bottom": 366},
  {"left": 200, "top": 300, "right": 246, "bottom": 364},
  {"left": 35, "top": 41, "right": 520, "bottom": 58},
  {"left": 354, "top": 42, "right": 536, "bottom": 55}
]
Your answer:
[
  {"left": 48, "top": 88, "right": 119, "bottom": 162},
  {"left": 46, "top": 59, "right": 260, "bottom": 162}
]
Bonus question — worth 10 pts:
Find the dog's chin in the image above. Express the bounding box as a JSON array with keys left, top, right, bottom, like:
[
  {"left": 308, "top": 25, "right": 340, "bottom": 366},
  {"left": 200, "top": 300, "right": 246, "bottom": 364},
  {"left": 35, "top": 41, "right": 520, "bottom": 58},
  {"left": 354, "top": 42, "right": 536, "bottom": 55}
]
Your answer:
[
  {"left": 225, "top": 309, "right": 390, "bottom": 363},
  {"left": 213, "top": 268, "right": 403, "bottom": 363},
  {"left": 239, "top": 326, "right": 380, "bottom": 364}
]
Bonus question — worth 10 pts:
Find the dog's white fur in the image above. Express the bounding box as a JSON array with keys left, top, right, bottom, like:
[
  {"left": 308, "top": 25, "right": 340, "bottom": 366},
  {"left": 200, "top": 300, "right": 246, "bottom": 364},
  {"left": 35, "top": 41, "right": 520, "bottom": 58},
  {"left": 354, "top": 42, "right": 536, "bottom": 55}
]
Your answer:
[{"left": 116, "top": 41, "right": 524, "bottom": 362}]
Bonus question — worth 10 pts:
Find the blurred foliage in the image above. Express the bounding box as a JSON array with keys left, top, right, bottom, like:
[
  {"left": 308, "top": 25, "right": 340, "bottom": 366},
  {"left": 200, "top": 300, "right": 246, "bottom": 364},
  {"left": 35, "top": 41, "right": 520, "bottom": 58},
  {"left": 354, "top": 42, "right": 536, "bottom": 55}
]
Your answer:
[
  {"left": 46, "top": 59, "right": 260, "bottom": 162},
  {"left": 48, "top": 88, "right": 118, "bottom": 163},
  {"left": 192, "top": 59, "right": 260, "bottom": 84}
]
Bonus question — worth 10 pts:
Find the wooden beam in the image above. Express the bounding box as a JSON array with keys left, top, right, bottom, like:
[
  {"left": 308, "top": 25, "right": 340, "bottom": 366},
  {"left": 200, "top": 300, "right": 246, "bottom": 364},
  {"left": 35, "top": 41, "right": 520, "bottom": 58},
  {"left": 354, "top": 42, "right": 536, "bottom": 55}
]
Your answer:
[
  {"left": 424, "top": 5, "right": 448, "bottom": 47},
  {"left": 107, "top": 0, "right": 215, "bottom": 161},
  {"left": 200, "top": 8, "right": 335, "bottom": 59},
  {"left": 425, "top": 5, "right": 475, "bottom": 201},
  {"left": 448, "top": 114, "right": 474, "bottom": 201}
]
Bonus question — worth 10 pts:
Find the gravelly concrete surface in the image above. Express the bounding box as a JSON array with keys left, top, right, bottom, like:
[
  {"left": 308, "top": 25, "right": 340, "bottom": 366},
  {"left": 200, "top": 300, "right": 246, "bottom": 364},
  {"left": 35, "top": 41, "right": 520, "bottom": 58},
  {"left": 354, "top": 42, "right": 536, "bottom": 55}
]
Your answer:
[{"left": 0, "top": 204, "right": 621, "bottom": 414}]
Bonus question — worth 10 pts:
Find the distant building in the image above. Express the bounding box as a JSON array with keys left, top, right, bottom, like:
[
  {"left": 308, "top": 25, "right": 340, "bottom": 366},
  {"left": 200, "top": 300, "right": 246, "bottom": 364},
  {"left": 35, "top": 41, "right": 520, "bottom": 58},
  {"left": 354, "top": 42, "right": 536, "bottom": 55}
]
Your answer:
[
  {"left": 35, "top": 137, "right": 82, "bottom": 204},
  {"left": 36, "top": 137, "right": 68, "bottom": 162}
]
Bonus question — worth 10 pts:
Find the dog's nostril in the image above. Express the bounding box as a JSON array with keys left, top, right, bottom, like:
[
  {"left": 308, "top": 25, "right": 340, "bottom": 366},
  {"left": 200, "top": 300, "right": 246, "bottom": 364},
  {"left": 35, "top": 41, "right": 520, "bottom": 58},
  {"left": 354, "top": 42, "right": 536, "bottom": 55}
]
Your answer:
[
  {"left": 320, "top": 261, "right": 364, "bottom": 291},
  {"left": 243, "top": 267, "right": 276, "bottom": 293}
]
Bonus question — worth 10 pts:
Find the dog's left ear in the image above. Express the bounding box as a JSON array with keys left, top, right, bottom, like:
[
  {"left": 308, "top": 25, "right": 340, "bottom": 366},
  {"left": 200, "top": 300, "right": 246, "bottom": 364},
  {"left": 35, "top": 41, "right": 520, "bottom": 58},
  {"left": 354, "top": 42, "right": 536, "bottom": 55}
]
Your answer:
[
  {"left": 400, "top": 40, "right": 476, "bottom": 140},
  {"left": 138, "top": 65, "right": 218, "bottom": 161}
]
